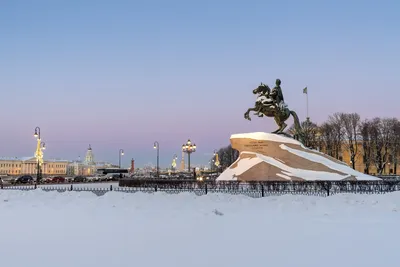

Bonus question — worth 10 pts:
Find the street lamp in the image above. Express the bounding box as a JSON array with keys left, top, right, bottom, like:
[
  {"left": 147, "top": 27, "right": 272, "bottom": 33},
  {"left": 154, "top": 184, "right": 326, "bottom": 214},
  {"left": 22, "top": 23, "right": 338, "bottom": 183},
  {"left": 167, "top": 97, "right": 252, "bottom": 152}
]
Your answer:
[
  {"left": 33, "top": 127, "right": 45, "bottom": 183},
  {"left": 119, "top": 149, "right": 124, "bottom": 168},
  {"left": 34, "top": 126, "right": 40, "bottom": 139},
  {"left": 182, "top": 139, "right": 196, "bottom": 172},
  {"left": 153, "top": 141, "right": 159, "bottom": 177}
]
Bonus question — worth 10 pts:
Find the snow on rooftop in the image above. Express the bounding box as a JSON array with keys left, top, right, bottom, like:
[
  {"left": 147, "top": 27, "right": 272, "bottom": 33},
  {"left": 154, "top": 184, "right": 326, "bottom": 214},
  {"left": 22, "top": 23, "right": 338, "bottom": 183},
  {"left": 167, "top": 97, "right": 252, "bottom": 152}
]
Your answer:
[
  {"left": 0, "top": 190, "right": 399, "bottom": 267},
  {"left": 46, "top": 159, "right": 69, "bottom": 162},
  {"left": 231, "top": 132, "right": 302, "bottom": 145},
  {"left": 0, "top": 157, "right": 69, "bottom": 162},
  {"left": 0, "top": 156, "right": 34, "bottom": 161}
]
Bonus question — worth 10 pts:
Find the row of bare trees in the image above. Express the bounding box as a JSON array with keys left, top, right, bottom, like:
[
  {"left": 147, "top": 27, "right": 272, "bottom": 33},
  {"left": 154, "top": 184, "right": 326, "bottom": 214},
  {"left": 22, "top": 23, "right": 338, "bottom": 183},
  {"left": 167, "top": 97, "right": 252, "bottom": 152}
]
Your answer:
[{"left": 291, "top": 113, "right": 400, "bottom": 175}]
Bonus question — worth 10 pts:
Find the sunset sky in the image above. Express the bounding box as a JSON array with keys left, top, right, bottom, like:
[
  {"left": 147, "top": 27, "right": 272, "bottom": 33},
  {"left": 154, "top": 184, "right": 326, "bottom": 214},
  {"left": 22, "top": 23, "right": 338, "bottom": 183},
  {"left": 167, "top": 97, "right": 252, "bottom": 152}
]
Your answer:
[{"left": 1, "top": 0, "right": 399, "bottom": 167}]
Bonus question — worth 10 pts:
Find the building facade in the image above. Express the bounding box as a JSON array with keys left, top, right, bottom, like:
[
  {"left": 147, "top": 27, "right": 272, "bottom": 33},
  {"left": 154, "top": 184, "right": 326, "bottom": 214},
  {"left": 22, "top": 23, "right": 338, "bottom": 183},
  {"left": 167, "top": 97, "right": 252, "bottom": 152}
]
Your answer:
[
  {"left": 66, "top": 144, "right": 116, "bottom": 176},
  {"left": 319, "top": 142, "right": 398, "bottom": 175},
  {"left": 0, "top": 157, "right": 68, "bottom": 176}
]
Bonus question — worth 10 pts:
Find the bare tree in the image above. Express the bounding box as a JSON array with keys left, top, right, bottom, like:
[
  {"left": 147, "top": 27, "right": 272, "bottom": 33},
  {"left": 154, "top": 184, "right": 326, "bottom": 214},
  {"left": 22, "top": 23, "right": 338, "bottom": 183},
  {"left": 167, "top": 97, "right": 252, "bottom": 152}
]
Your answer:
[
  {"left": 213, "top": 145, "right": 239, "bottom": 170},
  {"left": 287, "top": 118, "right": 319, "bottom": 149},
  {"left": 319, "top": 122, "right": 335, "bottom": 157},
  {"left": 370, "top": 118, "right": 393, "bottom": 174},
  {"left": 359, "top": 120, "right": 373, "bottom": 174},
  {"left": 342, "top": 113, "right": 361, "bottom": 169},
  {"left": 328, "top": 113, "right": 345, "bottom": 159},
  {"left": 388, "top": 118, "right": 400, "bottom": 174}
]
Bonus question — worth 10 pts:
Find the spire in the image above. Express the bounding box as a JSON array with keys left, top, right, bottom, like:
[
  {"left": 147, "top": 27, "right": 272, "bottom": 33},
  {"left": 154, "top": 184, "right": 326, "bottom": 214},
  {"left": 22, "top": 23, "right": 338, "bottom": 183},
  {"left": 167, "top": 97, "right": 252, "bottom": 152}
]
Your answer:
[{"left": 84, "top": 144, "right": 94, "bottom": 165}]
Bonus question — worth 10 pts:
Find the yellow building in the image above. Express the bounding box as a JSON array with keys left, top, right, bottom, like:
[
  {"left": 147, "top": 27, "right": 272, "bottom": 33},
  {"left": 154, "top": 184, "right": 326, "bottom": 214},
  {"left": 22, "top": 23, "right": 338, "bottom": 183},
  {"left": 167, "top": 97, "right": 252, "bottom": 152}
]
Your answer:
[
  {"left": 319, "top": 142, "right": 397, "bottom": 175},
  {"left": 0, "top": 157, "right": 68, "bottom": 176}
]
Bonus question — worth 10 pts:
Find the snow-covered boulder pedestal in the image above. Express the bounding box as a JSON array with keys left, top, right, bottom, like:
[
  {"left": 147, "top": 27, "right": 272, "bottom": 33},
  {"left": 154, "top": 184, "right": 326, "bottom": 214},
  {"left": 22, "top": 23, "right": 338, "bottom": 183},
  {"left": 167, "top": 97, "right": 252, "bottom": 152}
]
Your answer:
[{"left": 217, "top": 132, "right": 381, "bottom": 181}]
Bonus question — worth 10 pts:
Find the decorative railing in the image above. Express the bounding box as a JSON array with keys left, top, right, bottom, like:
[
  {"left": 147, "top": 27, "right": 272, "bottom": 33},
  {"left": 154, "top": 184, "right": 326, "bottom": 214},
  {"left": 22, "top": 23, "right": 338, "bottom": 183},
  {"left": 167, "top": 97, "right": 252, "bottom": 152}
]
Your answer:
[{"left": 2, "top": 179, "right": 399, "bottom": 197}]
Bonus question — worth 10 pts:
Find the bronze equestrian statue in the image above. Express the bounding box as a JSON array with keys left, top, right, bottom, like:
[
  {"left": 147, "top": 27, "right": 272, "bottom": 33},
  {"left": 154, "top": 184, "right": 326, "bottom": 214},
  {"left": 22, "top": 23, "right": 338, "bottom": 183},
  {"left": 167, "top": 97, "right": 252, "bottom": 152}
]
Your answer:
[{"left": 244, "top": 79, "right": 303, "bottom": 138}]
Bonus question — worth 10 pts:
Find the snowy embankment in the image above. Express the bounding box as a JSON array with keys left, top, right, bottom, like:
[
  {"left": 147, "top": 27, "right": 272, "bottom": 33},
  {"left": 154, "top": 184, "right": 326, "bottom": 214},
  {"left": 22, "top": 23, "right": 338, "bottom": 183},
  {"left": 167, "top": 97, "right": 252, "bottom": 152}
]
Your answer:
[{"left": 1, "top": 190, "right": 399, "bottom": 267}]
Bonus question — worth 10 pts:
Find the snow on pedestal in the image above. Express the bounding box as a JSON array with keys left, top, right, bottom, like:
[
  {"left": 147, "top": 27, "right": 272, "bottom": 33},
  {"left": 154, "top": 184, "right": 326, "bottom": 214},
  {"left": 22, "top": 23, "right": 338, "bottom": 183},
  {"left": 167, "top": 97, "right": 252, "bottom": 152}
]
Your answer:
[{"left": 217, "top": 132, "right": 380, "bottom": 181}]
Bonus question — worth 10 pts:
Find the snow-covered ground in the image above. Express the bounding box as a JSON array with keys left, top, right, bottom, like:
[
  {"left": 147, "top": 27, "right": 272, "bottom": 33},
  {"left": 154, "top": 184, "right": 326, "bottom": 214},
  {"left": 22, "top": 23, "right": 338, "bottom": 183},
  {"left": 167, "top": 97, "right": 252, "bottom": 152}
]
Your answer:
[{"left": 0, "top": 190, "right": 399, "bottom": 267}]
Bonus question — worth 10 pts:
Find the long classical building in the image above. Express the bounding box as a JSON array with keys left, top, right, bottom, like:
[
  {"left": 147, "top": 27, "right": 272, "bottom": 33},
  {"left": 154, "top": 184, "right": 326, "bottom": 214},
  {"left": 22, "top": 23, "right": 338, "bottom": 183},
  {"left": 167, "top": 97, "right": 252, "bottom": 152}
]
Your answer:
[{"left": 0, "top": 157, "right": 68, "bottom": 176}]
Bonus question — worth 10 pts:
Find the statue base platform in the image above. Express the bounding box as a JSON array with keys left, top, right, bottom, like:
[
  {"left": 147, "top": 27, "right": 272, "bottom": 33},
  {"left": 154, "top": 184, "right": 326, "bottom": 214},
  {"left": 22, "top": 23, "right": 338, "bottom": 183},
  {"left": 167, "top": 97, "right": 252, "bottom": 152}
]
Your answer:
[{"left": 217, "top": 132, "right": 380, "bottom": 181}]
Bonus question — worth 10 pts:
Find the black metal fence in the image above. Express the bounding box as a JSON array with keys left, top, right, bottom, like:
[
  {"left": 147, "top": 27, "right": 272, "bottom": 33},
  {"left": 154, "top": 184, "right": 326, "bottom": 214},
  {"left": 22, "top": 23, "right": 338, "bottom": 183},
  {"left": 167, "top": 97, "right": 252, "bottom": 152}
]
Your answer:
[
  {"left": 118, "top": 179, "right": 400, "bottom": 197},
  {"left": 1, "top": 180, "right": 400, "bottom": 197}
]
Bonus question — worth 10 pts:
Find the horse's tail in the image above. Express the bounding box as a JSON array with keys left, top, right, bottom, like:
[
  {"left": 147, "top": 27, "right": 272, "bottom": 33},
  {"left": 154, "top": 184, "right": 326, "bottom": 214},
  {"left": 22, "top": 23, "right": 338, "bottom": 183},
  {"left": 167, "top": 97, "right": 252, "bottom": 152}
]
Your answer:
[{"left": 290, "top": 110, "right": 302, "bottom": 135}]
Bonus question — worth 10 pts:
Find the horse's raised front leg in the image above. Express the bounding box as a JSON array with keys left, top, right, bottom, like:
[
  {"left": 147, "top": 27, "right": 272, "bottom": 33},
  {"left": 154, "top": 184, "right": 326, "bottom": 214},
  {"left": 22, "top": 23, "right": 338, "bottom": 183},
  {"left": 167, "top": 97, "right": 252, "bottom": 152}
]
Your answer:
[{"left": 244, "top": 108, "right": 256, "bottom": 121}]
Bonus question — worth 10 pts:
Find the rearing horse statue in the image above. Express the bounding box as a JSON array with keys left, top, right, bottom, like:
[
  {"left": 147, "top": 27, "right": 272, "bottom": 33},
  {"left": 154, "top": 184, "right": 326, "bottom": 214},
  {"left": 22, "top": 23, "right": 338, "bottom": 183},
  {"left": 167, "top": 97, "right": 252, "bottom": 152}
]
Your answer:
[{"left": 244, "top": 82, "right": 303, "bottom": 136}]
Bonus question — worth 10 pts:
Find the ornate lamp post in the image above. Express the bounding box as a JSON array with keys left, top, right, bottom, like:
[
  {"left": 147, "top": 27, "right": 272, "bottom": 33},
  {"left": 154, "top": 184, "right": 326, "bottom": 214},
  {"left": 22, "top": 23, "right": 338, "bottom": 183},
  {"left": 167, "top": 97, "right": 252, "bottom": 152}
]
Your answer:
[
  {"left": 119, "top": 149, "right": 124, "bottom": 168},
  {"left": 33, "top": 127, "right": 45, "bottom": 183},
  {"left": 182, "top": 139, "right": 196, "bottom": 172},
  {"left": 153, "top": 141, "right": 159, "bottom": 177}
]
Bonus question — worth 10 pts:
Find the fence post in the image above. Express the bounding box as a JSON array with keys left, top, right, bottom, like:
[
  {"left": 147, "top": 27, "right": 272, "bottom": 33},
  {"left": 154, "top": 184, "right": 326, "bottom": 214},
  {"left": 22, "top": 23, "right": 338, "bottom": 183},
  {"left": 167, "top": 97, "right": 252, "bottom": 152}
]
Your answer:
[
  {"left": 155, "top": 185, "right": 157, "bottom": 192},
  {"left": 325, "top": 182, "right": 331, "bottom": 196},
  {"left": 110, "top": 184, "right": 113, "bottom": 191},
  {"left": 1, "top": 183, "right": 3, "bottom": 189},
  {"left": 34, "top": 183, "right": 37, "bottom": 189},
  {"left": 70, "top": 184, "right": 73, "bottom": 191},
  {"left": 261, "top": 184, "right": 264, "bottom": 197},
  {"left": 205, "top": 183, "right": 208, "bottom": 195}
]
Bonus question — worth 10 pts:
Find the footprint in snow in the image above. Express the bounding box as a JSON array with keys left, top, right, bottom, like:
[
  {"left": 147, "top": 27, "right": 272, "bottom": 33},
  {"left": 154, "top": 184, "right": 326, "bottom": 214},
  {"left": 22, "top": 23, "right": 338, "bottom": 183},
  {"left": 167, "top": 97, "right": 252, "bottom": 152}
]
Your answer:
[{"left": 213, "top": 209, "right": 224, "bottom": 216}]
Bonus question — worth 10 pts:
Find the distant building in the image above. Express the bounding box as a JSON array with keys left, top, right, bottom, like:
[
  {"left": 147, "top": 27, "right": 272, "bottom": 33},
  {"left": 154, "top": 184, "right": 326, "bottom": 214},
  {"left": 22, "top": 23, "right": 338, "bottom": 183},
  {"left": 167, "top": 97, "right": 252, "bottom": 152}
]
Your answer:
[
  {"left": 130, "top": 159, "right": 135, "bottom": 174},
  {"left": 66, "top": 144, "right": 116, "bottom": 176},
  {"left": 0, "top": 157, "right": 68, "bottom": 176}
]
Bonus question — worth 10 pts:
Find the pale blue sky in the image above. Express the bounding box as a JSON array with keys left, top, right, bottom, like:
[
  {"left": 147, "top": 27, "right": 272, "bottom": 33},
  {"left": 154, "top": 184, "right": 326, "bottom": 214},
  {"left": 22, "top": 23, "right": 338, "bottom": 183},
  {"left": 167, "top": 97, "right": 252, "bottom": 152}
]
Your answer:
[{"left": 1, "top": 0, "right": 399, "bottom": 167}]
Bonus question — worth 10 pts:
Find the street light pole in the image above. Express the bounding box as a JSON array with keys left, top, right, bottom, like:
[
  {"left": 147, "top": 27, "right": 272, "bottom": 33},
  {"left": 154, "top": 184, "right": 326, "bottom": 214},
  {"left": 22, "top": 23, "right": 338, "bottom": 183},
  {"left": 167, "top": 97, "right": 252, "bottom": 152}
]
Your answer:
[
  {"left": 119, "top": 149, "right": 124, "bottom": 168},
  {"left": 153, "top": 141, "right": 159, "bottom": 177},
  {"left": 182, "top": 139, "right": 196, "bottom": 173},
  {"left": 39, "top": 142, "right": 46, "bottom": 178},
  {"left": 33, "top": 127, "right": 45, "bottom": 183}
]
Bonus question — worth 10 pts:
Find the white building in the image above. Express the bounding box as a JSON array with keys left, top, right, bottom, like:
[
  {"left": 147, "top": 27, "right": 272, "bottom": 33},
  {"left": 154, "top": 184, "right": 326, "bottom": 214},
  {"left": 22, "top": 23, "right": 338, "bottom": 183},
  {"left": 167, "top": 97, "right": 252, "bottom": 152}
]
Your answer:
[{"left": 66, "top": 145, "right": 116, "bottom": 176}]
